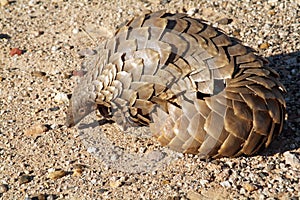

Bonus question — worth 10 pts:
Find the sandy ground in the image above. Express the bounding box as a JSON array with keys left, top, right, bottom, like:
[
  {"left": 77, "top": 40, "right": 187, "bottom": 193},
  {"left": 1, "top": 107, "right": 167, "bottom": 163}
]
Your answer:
[{"left": 0, "top": 0, "right": 299, "bottom": 199}]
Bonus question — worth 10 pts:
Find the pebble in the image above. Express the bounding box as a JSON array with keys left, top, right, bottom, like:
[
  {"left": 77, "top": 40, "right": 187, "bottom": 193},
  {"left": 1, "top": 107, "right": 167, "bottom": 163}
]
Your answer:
[
  {"left": 77, "top": 48, "right": 97, "bottom": 57},
  {"left": 220, "top": 181, "right": 231, "bottom": 188},
  {"left": 291, "top": 69, "right": 297, "bottom": 75},
  {"left": 239, "top": 188, "right": 246, "bottom": 195},
  {"left": 186, "top": 8, "right": 198, "bottom": 16},
  {"left": 9, "top": 48, "right": 23, "bottom": 56},
  {"left": 259, "top": 42, "right": 270, "bottom": 49},
  {"left": 72, "top": 70, "right": 86, "bottom": 77},
  {"left": 87, "top": 147, "right": 97, "bottom": 153},
  {"left": 54, "top": 92, "right": 69, "bottom": 104},
  {"left": 187, "top": 191, "right": 202, "bottom": 200},
  {"left": 216, "top": 17, "right": 233, "bottom": 25},
  {"left": 49, "top": 106, "right": 60, "bottom": 111},
  {"left": 47, "top": 170, "right": 67, "bottom": 180},
  {"left": 232, "top": 29, "right": 241, "bottom": 37},
  {"left": 267, "top": 0, "right": 278, "bottom": 4},
  {"left": 32, "top": 30, "right": 44, "bottom": 37},
  {"left": 29, "top": 194, "right": 46, "bottom": 200},
  {"left": 90, "top": 179, "right": 97, "bottom": 184},
  {"left": 24, "top": 124, "right": 48, "bottom": 137},
  {"left": 72, "top": 168, "right": 83, "bottom": 177},
  {"left": 243, "top": 183, "right": 257, "bottom": 192},
  {"left": 99, "top": 188, "right": 109, "bottom": 194},
  {"left": 51, "top": 46, "right": 60, "bottom": 52},
  {"left": 199, "top": 179, "right": 209, "bottom": 186},
  {"left": 109, "top": 179, "right": 122, "bottom": 188},
  {"left": 72, "top": 28, "right": 79, "bottom": 34},
  {"left": 0, "top": 0, "right": 9, "bottom": 7},
  {"left": 31, "top": 71, "right": 46, "bottom": 77},
  {"left": 18, "top": 175, "right": 32, "bottom": 185},
  {"left": 0, "top": 183, "right": 8, "bottom": 193},
  {"left": 283, "top": 152, "right": 300, "bottom": 168},
  {"left": 37, "top": 194, "right": 46, "bottom": 200}
]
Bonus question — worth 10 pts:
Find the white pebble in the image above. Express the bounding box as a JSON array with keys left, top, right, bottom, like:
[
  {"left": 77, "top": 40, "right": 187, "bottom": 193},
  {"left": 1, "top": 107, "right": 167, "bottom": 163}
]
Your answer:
[
  {"left": 187, "top": 8, "right": 198, "bottom": 16},
  {"left": 51, "top": 46, "right": 59, "bottom": 52},
  {"left": 220, "top": 180, "right": 231, "bottom": 188},
  {"left": 72, "top": 28, "right": 79, "bottom": 34},
  {"left": 87, "top": 146, "right": 97, "bottom": 153},
  {"left": 283, "top": 152, "right": 300, "bottom": 168},
  {"left": 199, "top": 179, "right": 209, "bottom": 186},
  {"left": 54, "top": 92, "right": 69, "bottom": 104}
]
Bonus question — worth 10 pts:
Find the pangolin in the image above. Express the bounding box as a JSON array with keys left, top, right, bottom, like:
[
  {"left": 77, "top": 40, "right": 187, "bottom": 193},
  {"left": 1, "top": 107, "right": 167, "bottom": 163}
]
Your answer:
[{"left": 66, "top": 11, "right": 286, "bottom": 158}]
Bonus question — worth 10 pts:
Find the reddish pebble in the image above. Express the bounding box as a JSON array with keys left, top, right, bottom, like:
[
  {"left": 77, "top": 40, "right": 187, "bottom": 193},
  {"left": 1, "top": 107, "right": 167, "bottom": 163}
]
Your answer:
[
  {"left": 72, "top": 70, "right": 85, "bottom": 77},
  {"left": 9, "top": 48, "right": 23, "bottom": 56}
]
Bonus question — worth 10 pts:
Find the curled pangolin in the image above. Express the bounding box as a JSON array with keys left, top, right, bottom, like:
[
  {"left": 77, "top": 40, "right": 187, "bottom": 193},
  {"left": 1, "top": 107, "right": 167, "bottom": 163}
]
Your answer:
[{"left": 66, "top": 11, "right": 286, "bottom": 158}]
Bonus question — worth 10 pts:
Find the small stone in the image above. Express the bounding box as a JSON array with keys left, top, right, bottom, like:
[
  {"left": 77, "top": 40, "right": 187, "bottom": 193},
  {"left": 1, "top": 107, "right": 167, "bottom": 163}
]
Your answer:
[
  {"left": 284, "top": 152, "right": 300, "bottom": 168},
  {"left": 18, "top": 175, "right": 32, "bottom": 185},
  {"left": 240, "top": 187, "right": 246, "bottom": 195},
  {"left": 47, "top": 169, "right": 67, "bottom": 180},
  {"left": 243, "top": 183, "right": 257, "bottom": 192},
  {"left": 199, "top": 179, "right": 209, "bottom": 186},
  {"left": 31, "top": 194, "right": 46, "bottom": 200},
  {"left": 160, "top": 0, "right": 171, "bottom": 5},
  {"left": 77, "top": 48, "right": 96, "bottom": 57},
  {"left": 109, "top": 179, "right": 122, "bottom": 188},
  {"left": 232, "top": 30, "right": 241, "bottom": 37},
  {"left": 268, "top": 0, "right": 278, "bottom": 4},
  {"left": 54, "top": 92, "right": 69, "bottom": 104},
  {"left": 268, "top": 10, "right": 276, "bottom": 15},
  {"left": 62, "top": 71, "right": 73, "bottom": 79},
  {"left": 72, "top": 70, "right": 86, "bottom": 77},
  {"left": 72, "top": 28, "right": 79, "bottom": 34},
  {"left": 72, "top": 168, "right": 83, "bottom": 177},
  {"left": 216, "top": 17, "right": 233, "bottom": 25},
  {"left": 87, "top": 147, "right": 97, "bottom": 153},
  {"left": 99, "top": 188, "right": 109, "bottom": 194},
  {"left": 291, "top": 69, "right": 297, "bottom": 75},
  {"left": 51, "top": 46, "right": 60, "bottom": 52},
  {"left": 259, "top": 42, "right": 270, "bottom": 49},
  {"left": 186, "top": 8, "right": 198, "bottom": 16},
  {"left": 0, "top": 183, "right": 8, "bottom": 193},
  {"left": 32, "top": 71, "right": 46, "bottom": 77},
  {"left": 32, "top": 30, "right": 44, "bottom": 37},
  {"left": 46, "top": 194, "right": 56, "bottom": 200},
  {"left": 187, "top": 191, "right": 203, "bottom": 200},
  {"left": 9, "top": 48, "right": 23, "bottom": 56},
  {"left": 49, "top": 106, "right": 59, "bottom": 111},
  {"left": 24, "top": 124, "right": 48, "bottom": 137},
  {"left": 0, "top": 0, "right": 9, "bottom": 7},
  {"left": 220, "top": 180, "right": 231, "bottom": 188}
]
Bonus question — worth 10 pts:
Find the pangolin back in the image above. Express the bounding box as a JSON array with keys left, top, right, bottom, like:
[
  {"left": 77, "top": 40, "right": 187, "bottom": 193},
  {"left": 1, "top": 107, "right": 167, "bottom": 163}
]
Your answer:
[{"left": 66, "top": 11, "right": 286, "bottom": 158}]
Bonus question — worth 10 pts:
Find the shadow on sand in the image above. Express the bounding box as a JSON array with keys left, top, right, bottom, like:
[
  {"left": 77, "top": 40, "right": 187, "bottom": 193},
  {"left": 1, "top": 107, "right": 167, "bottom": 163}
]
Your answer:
[{"left": 260, "top": 50, "right": 300, "bottom": 156}]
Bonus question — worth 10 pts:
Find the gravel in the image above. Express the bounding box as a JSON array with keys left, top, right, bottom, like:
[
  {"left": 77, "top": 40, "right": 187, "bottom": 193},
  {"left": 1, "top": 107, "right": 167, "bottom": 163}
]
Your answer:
[{"left": 0, "top": 0, "right": 299, "bottom": 199}]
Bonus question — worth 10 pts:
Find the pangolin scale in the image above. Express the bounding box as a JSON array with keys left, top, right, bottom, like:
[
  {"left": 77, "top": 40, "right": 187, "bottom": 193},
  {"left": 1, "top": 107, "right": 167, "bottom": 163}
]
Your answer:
[{"left": 66, "top": 11, "right": 286, "bottom": 158}]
